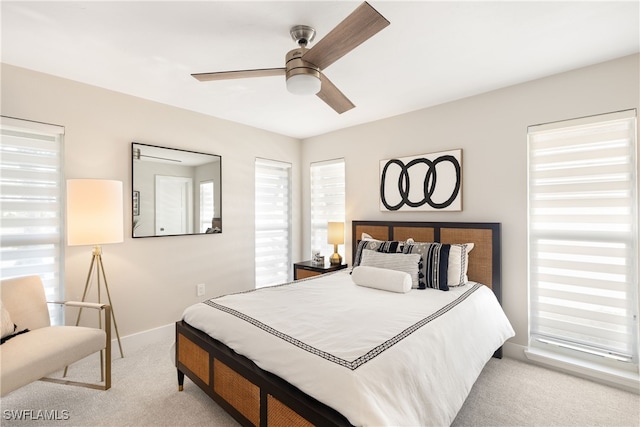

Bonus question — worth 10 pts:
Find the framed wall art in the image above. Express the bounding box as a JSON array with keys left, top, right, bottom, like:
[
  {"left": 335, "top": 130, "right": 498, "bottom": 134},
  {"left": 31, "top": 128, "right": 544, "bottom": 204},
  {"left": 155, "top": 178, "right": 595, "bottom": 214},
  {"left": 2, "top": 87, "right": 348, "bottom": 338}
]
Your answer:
[{"left": 379, "top": 149, "right": 462, "bottom": 212}]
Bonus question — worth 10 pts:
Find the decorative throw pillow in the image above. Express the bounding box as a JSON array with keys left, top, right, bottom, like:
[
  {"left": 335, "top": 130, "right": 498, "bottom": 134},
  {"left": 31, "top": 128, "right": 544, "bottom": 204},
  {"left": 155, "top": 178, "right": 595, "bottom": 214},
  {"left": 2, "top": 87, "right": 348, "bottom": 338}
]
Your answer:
[
  {"left": 403, "top": 243, "right": 451, "bottom": 291},
  {"left": 352, "top": 266, "right": 412, "bottom": 293},
  {"left": 1, "top": 300, "right": 16, "bottom": 340},
  {"left": 352, "top": 239, "right": 406, "bottom": 268},
  {"left": 447, "top": 243, "right": 474, "bottom": 287},
  {"left": 359, "top": 250, "right": 420, "bottom": 289}
]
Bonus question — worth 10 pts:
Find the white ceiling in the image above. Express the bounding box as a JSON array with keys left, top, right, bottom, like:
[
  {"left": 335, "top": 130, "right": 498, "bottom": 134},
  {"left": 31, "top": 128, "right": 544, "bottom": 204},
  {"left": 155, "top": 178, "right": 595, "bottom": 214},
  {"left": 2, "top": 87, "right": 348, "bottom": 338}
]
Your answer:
[{"left": 2, "top": 1, "right": 638, "bottom": 139}]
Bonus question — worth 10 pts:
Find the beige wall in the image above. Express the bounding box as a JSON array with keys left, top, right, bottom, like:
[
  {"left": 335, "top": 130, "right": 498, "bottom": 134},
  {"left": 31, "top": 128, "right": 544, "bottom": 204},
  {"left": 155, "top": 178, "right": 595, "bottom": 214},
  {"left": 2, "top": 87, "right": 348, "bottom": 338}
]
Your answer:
[
  {"left": 2, "top": 54, "right": 638, "bottom": 349},
  {"left": 301, "top": 54, "right": 640, "bottom": 352},
  {"left": 1, "top": 63, "right": 302, "bottom": 337}
]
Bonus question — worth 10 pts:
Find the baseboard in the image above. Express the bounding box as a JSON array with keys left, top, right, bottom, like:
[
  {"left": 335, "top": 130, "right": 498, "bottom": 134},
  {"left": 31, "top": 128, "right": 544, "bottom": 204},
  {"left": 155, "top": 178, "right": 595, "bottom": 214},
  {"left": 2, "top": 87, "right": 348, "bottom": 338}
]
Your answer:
[
  {"left": 503, "top": 341, "right": 639, "bottom": 394},
  {"left": 502, "top": 341, "right": 528, "bottom": 362},
  {"left": 110, "top": 323, "right": 174, "bottom": 358}
]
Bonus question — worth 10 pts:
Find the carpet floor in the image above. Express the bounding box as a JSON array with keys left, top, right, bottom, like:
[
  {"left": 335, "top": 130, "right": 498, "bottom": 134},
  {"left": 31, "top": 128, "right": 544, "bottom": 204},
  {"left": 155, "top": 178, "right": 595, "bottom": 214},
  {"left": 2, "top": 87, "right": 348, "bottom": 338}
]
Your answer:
[{"left": 1, "top": 336, "right": 638, "bottom": 426}]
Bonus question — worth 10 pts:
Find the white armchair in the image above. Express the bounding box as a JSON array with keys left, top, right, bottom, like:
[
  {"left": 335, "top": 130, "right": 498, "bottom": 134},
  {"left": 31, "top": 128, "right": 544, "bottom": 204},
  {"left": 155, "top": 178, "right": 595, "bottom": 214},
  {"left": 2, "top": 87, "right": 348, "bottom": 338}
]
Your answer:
[{"left": 0, "top": 275, "right": 111, "bottom": 396}]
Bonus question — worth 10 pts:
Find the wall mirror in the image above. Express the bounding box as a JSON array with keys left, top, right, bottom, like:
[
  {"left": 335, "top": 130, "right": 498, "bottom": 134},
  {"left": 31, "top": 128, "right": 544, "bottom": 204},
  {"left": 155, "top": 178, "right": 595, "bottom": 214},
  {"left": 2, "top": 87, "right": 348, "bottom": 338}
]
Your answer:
[{"left": 132, "top": 142, "right": 222, "bottom": 237}]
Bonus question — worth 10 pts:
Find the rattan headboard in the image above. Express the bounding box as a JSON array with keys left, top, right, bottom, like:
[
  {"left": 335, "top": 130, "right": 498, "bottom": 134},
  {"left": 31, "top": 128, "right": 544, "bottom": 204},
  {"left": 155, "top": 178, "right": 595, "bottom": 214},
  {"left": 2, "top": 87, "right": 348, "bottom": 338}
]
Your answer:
[{"left": 352, "top": 221, "right": 501, "bottom": 302}]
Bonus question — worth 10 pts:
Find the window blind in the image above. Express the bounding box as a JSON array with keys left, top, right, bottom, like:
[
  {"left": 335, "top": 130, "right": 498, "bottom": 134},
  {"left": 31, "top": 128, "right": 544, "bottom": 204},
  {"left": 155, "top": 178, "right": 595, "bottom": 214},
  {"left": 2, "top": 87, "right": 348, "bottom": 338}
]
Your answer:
[
  {"left": 255, "top": 158, "right": 292, "bottom": 288},
  {"left": 310, "top": 158, "right": 345, "bottom": 258},
  {"left": 199, "top": 180, "right": 214, "bottom": 233},
  {"left": 528, "top": 110, "right": 638, "bottom": 365},
  {"left": 0, "top": 117, "right": 65, "bottom": 325}
]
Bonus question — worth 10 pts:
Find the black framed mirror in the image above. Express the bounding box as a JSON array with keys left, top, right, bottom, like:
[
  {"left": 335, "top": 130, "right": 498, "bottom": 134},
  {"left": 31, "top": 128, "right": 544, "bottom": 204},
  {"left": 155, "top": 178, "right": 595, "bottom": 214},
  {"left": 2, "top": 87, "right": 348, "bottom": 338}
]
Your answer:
[{"left": 132, "top": 142, "right": 221, "bottom": 237}]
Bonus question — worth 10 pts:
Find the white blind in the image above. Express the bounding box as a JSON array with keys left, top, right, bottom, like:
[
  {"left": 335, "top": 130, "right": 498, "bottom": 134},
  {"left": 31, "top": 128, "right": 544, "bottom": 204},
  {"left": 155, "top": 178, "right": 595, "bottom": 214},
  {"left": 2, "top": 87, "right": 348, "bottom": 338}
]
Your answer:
[
  {"left": 528, "top": 110, "right": 638, "bottom": 364},
  {"left": 0, "top": 117, "right": 65, "bottom": 325},
  {"left": 199, "top": 180, "right": 214, "bottom": 233},
  {"left": 310, "top": 158, "right": 345, "bottom": 258},
  {"left": 255, "top": 158, "right": 292, "bottom": 288}
]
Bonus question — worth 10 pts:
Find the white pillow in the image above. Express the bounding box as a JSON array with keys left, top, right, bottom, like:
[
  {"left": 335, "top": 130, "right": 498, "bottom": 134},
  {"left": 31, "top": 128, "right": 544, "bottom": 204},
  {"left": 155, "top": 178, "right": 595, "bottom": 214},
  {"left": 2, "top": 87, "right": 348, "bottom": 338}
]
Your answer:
[
  {"left": 1, "top": 300, "right": 15, "bottom": 339},
  {"left": 352, "top": 266, "right": 412, "bottom": 293},
  {"left": 359, "top": 250, "right": 420, "bottom": 288},
  {"left": 361, "top": 232, "right": 377, "bottom": 241},
  {"left": 448, "top": 243, "right": 474, "bottom": 287}
]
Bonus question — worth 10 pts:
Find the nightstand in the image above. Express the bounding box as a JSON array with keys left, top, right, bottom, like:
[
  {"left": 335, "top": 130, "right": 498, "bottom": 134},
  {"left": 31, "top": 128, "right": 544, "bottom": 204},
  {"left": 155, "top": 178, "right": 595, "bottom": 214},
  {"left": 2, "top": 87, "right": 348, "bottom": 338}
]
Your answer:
[{"left": 293, "top": 260, "right": 348, "bottom": 280}]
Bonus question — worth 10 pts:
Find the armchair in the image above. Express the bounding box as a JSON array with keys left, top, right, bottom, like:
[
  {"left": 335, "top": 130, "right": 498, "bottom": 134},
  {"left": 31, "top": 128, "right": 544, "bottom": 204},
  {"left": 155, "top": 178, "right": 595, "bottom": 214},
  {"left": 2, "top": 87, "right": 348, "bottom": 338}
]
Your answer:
[{"left": 0, "top": 275, "right": 111, "bottom": 396}]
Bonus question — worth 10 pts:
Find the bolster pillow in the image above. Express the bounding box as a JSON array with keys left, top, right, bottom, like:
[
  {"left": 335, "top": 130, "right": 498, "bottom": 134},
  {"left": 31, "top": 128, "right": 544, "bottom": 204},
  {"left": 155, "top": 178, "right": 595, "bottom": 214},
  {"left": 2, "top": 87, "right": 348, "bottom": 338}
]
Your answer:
[{"left": 351, "top": 266, "right": 412, "bottom": 293}]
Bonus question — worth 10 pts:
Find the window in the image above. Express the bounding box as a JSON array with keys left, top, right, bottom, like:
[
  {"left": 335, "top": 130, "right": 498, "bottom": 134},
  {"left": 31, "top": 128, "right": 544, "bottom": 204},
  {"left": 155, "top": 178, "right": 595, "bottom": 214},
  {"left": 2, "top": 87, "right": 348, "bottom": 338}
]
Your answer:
[
  {"left": 310, "top": 158, "right": 345, "bottom": 258},
  {"left": 255, "top": 158, "right": 292, "bottom": 288},
  {"left": 527, "top": 110, "right": 638, "bottom": 371},
  {"left": 0, "top": 117, "right": 65, "bottom": 325},
  {"left": 199, "top": 180, "right": 214, "bottom": 233}
]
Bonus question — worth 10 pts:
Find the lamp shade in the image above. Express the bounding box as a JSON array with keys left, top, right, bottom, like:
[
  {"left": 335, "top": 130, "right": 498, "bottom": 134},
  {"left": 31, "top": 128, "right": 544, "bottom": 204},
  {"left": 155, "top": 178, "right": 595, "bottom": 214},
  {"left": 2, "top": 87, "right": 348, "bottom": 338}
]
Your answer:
[
  {"left": 327, "top": 221, "right": 345, "bottom": 245},
  {"left": 67, "top": 179, "right": 124, "bottom": 246}
]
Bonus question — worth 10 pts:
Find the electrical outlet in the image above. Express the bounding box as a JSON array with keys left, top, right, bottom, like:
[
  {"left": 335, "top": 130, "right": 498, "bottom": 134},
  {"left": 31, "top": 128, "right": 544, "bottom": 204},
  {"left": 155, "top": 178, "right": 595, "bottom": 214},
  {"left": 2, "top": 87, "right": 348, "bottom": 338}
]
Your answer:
[{"left": 196, "top": 283, "right": 205, "bottom": 297}]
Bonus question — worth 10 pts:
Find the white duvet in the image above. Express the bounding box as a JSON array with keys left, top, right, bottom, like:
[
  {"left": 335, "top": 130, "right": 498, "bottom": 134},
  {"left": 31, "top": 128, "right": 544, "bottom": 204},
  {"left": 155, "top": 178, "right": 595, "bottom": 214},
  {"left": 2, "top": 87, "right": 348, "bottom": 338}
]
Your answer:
[{"left": 182, "top": 270, "right": 514, "bottom": 427}]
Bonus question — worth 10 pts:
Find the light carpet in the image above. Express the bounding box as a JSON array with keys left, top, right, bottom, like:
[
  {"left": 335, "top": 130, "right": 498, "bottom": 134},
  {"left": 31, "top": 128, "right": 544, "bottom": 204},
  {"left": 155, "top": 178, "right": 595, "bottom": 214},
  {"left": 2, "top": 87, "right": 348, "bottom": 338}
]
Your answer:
[{"left": 1, "top": 336, "right": 638, "bottom": 426}]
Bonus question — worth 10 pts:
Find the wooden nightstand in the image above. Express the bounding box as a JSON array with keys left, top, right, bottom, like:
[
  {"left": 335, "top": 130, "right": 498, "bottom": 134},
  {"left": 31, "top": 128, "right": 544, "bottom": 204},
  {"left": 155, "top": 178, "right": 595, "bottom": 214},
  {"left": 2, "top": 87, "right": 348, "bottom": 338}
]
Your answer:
[{"left": 293, "top": 260, "right": 348, "bottom": 280}]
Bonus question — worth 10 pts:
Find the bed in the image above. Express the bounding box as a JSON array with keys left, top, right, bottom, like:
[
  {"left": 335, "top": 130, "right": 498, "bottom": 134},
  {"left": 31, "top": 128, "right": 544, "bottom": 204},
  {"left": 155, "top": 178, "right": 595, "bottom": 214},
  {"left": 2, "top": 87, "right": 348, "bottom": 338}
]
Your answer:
[{"left": 175, "top": 220, "right": 514, "bottom": 426}]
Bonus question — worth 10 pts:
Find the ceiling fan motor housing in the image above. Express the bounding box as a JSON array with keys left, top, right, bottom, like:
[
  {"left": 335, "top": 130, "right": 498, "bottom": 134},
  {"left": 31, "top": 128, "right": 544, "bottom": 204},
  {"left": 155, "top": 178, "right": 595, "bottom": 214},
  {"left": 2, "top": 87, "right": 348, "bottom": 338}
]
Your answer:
[
  {"left": 285, "top": 47, "right": 321, "bottom": 95},
  {"left": 290, "top": 25, "right": 316, "bottom": 47}
]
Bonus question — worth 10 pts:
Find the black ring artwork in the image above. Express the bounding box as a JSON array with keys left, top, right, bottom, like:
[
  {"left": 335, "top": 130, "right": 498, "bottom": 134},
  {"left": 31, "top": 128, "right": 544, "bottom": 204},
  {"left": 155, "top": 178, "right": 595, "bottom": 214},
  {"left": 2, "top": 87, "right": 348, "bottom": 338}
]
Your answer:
[{"left": 380, "top": 154, "right": 461, "bottom": 211}]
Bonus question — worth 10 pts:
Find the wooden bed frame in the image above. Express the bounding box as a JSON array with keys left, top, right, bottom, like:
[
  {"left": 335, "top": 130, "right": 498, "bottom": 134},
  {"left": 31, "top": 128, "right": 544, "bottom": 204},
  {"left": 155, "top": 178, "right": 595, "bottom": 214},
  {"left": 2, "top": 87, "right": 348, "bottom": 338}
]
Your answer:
[{"left": 176, "top": 220, "right": 501, "bottom": 427}]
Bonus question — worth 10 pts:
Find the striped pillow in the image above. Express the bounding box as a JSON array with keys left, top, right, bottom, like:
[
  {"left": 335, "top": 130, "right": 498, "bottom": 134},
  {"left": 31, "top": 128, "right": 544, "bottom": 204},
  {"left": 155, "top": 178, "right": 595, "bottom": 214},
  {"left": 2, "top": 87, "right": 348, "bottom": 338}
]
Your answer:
[
  {"left": 353, "top": 239, "right": 406, "bottom": 268},
  {"left": 447, "top": 243, "right": 474, "bottom": 287},
  {"left": 403, "top": 243, "right": 473, "bottom": 291},
  {"left": 403, "top": 243, "right": 450, "bottom": 291},
  {"left": 359, "top": 250, "right": 420, "bottom": 289}
]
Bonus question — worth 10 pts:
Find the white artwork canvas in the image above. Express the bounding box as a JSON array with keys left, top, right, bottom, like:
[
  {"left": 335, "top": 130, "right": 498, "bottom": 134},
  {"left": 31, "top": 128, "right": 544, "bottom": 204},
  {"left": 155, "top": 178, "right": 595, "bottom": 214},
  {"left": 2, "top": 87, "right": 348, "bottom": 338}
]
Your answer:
[{"left": 379, "top": 149, "right": 462, "bottom": 211}]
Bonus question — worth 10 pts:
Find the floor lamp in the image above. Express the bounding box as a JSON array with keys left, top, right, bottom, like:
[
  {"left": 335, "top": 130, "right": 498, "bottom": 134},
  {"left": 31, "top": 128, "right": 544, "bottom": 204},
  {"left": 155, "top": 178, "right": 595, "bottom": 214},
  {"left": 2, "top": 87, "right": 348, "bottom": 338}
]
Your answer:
[{"left": 66, "top": 179, "right": 125, "bottom": 366}]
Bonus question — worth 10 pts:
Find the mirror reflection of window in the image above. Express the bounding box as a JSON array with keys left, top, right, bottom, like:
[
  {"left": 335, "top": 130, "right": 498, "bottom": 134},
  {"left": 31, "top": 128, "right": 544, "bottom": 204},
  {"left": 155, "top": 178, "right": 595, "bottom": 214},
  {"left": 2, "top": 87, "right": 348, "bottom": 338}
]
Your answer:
[{"left": 200, "top": 180, "right": 214, "bottom": 233}]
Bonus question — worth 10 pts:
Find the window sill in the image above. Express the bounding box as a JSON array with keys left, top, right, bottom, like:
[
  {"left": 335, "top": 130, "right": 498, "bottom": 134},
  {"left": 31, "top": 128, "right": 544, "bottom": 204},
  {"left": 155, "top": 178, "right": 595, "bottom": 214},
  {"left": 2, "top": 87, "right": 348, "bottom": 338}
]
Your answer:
[{"left": 525, "top": 347, "right": 639, "bottom": 394}]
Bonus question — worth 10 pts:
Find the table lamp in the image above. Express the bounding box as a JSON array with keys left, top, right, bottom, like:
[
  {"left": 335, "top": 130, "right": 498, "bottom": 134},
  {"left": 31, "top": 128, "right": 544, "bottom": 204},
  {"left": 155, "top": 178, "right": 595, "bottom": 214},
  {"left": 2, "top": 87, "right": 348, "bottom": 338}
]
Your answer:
[
  {"left": 327, "top": 221, "right": 344, "bottom": 265},
  {"left": 66, "top": 179, "right": 124, "bottom": 359}
]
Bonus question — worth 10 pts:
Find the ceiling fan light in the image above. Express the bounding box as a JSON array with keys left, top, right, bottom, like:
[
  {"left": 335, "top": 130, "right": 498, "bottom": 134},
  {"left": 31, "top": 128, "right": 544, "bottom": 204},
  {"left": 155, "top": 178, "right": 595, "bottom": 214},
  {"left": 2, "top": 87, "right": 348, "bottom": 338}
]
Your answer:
[{"left": 286, "top": 73, "right": 321, "bottom": 95}]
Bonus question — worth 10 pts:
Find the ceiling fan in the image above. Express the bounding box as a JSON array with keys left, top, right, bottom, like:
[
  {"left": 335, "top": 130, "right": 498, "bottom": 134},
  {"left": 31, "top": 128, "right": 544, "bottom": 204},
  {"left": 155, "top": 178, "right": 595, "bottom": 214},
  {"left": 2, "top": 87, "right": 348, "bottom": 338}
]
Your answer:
[
  {"left": 132, "top": 147, "right": 181, "bottom": 163},
  {"left": 191, "top": 2, "right": 390, "bottom": 114}
]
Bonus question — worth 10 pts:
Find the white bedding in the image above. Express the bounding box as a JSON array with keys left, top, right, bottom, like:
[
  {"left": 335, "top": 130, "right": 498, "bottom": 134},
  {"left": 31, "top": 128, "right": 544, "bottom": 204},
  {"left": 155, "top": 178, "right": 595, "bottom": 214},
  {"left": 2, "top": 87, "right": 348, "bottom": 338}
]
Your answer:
[{"left": 182, "top": 270, "right": 514, "bottom": 426}]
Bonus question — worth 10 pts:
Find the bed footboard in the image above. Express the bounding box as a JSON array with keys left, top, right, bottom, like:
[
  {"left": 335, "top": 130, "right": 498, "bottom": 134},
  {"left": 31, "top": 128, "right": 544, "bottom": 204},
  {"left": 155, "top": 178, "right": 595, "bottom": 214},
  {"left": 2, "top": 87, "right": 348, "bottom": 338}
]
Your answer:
[{"left": 175, "top": 320, "right": 352, "bottom": 427}]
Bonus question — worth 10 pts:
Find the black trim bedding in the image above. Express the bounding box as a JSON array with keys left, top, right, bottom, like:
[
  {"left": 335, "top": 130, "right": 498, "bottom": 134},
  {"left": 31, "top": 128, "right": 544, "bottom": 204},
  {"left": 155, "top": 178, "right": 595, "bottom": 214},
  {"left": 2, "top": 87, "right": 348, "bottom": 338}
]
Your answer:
[
  {"left": 183, "top": 271, "right": 514, "bottom": 426},
  {"left": 202, "top": 281, "right": 483, "bottom": 371},
  {"left": 176, "top": 220, "right": 510, "bottom": 426}
]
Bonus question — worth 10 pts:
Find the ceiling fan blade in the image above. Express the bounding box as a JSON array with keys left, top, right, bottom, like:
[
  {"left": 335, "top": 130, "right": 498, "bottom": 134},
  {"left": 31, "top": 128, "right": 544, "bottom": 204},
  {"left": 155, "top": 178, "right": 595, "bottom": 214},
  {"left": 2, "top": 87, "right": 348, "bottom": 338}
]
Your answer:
[
  {"left": 192, "top": 68, "right": 285, "bottom": 82},
  {"left": 317, "top": 74, "right": 355, "bottom": 114},
  {"left": 140, "top": 154, "right": 181, "bottom": 163},
  {"left": 302, "top": 2, "right": 390, "bottom": 70}
]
